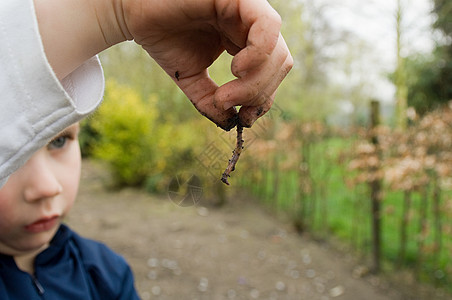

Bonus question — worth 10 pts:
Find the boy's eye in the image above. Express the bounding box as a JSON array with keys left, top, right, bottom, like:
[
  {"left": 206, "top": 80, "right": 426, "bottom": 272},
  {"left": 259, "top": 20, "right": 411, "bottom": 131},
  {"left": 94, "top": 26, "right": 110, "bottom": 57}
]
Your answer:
[{"left": 48, "top": 136, "right": 68, "bottom": 150}]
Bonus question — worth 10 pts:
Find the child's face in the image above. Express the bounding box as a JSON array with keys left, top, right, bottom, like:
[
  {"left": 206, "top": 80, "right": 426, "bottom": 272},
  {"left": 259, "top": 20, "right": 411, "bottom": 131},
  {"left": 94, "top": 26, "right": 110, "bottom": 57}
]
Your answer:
[{"left": 0, "top": 124, "right": 81, "bottom": 256}]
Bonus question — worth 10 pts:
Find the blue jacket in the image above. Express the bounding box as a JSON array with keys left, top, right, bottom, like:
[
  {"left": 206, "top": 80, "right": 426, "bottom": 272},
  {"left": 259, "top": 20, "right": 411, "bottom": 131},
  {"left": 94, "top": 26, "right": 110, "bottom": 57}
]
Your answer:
[{"left": 0, "top": 224, "right": 140, "bottom": 299}]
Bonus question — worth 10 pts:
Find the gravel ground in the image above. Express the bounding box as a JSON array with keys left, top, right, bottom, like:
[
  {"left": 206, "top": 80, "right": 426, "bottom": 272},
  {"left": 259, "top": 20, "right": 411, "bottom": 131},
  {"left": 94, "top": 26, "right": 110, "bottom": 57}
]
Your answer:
[{"left": 66, "top": 160, "right": 451, "bottom": 300}]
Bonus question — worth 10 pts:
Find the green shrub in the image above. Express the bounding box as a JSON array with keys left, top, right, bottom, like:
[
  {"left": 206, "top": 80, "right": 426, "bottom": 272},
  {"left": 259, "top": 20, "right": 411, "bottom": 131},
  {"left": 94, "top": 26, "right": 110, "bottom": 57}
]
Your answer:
[
  {"left": 89, "top": 80, "right": 160, "bottom": 186},
  {"left": 85, "top": 80, "right": 206, "bottom": 190}
]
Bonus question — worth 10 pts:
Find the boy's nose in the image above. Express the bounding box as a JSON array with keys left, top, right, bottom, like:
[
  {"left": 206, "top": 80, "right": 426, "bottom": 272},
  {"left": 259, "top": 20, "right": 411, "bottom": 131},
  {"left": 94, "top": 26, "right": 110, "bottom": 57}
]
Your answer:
[{"left": 23, "top": 153, "right": 63, "bottom": 202}]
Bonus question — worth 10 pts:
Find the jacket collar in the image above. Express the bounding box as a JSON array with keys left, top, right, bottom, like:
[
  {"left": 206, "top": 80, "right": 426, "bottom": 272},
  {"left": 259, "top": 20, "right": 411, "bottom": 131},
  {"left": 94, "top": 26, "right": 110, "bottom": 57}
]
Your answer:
[{"left": 35, "top": 224, "right": 72, "bottom": 266}]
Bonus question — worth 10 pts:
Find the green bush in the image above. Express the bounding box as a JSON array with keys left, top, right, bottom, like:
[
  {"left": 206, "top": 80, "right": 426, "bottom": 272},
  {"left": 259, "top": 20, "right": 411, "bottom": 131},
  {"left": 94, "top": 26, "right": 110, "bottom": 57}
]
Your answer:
[
  {"left": 90, "top": 80, "right": 159, "bottom": 186},
  {"left": 86, "top": 80, "right": 202, "bottom": 189}
]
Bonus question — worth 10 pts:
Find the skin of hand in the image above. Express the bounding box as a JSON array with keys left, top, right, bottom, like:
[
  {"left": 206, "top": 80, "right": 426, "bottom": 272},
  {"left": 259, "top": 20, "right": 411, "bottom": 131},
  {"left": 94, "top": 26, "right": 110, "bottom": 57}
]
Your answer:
[{"left": 34, "top": 0, "right": 293, "bottom": 130}]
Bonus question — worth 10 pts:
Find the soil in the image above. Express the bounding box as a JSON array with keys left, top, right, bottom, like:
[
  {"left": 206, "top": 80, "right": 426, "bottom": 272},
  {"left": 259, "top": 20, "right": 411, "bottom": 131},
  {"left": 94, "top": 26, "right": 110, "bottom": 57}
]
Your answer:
[{"left": 66, "top": 160, "right": 451, "bottom": 300}]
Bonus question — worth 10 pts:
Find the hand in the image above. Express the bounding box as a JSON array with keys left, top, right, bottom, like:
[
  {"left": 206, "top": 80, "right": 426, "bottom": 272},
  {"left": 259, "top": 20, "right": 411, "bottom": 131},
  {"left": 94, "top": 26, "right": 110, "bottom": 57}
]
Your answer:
[
  {"left": 122, "top": 0, "right": 293, "bottom": 130},
  {"left": 34, "top": 0, "right": 293, "bottom": 130}
]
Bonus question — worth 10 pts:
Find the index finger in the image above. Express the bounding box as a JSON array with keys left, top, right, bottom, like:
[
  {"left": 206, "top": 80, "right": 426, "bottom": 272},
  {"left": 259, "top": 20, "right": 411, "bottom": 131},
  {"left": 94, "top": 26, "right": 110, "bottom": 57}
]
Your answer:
[
  {"left": 213, "top": 0, "right": 291, "bottom": 112},
  {"left": 225, "top": 0, "right": 282, "bottom": 76}
]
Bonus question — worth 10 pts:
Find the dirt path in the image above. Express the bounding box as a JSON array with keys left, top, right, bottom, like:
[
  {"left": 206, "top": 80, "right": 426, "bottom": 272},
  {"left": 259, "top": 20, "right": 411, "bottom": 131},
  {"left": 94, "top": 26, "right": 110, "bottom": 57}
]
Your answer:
[{"left": 66, "top": 161, "right": 447, "bottom": 300}]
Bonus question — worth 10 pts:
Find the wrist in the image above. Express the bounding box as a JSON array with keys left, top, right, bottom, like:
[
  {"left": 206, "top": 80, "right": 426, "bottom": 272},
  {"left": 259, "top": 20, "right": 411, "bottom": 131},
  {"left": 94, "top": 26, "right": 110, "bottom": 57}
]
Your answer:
[{"left": 93, "top": 0, "right": 133, "bottom": 46}]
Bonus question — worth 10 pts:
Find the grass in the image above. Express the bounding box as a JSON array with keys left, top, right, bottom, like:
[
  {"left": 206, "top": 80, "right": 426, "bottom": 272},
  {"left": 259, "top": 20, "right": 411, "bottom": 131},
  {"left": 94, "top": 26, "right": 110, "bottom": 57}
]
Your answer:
[{"left": 239, "top": 136, "right": 452, "bottom": 290}]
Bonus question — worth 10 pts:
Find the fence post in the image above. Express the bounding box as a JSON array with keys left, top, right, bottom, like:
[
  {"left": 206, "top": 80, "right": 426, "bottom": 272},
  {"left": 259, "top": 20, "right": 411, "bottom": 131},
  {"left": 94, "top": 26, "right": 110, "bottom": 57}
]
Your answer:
[{"left": 370, "top": 100, "right": 382, "bottom": 272}]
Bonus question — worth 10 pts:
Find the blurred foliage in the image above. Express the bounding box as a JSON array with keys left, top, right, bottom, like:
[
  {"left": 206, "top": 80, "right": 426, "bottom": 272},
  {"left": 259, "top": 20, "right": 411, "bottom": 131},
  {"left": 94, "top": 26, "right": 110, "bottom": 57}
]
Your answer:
[
  {"left": 433, "top": 0, "right": 452, "bottom": 37},
  {"left": 405, "top": 45, "right": 452, "bottom": 115},
  {"left": 82, "top": 80, "right": 203, "bottom": 189},
  {"left": 237, "top": 104, "right": 452, "bottom": 291},
  {"left": 268, "top": 0, "right": 342, "bottom": 121},
  {"left": 403, "top": 0, "right": 452, "bottom": 115},
  {"left": 405, "top": 52, "right": 444, "bottom": 115}
]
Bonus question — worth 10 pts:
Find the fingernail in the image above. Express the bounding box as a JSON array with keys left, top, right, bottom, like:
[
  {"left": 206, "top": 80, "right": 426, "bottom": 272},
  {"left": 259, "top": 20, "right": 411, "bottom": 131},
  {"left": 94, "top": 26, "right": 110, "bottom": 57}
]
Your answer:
[
  {"left": 223, "top": 101, "right": 234, "bottom": 110},
  {"left": 236, "top": 70, "right": 247, "bottom": 78}
]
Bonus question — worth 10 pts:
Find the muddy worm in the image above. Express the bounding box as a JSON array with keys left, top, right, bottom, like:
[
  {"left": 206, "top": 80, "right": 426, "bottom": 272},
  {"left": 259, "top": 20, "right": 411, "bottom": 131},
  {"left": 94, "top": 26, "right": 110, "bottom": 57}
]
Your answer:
[{"left": 221, "top": 124, "right": 244, "bottom": 185}]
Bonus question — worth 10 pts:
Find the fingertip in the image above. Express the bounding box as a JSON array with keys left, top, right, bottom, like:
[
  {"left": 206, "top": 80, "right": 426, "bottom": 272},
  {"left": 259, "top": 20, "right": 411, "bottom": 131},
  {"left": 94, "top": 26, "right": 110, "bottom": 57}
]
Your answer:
[
  {"left": 201, "top": 103, "right": 238, "bottom": 131},
  {"left": 237, "top": 90, "right": 274, "bottom": 128},
  {"left": 238, "top": 105, "right": 264, "bottom": 128},
  {"left": 223, "top": 101, "right": 234, "bottom": 111},
  {"left": 223, "top": 112, "right": 239, "bottom": 131}
]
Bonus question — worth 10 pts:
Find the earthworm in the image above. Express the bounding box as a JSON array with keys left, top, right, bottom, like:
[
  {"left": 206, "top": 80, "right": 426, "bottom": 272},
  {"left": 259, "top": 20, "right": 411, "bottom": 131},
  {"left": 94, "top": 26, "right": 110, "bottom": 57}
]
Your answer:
[{"left": 221, "top": 124, "right": 244, "bottom": 185}]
